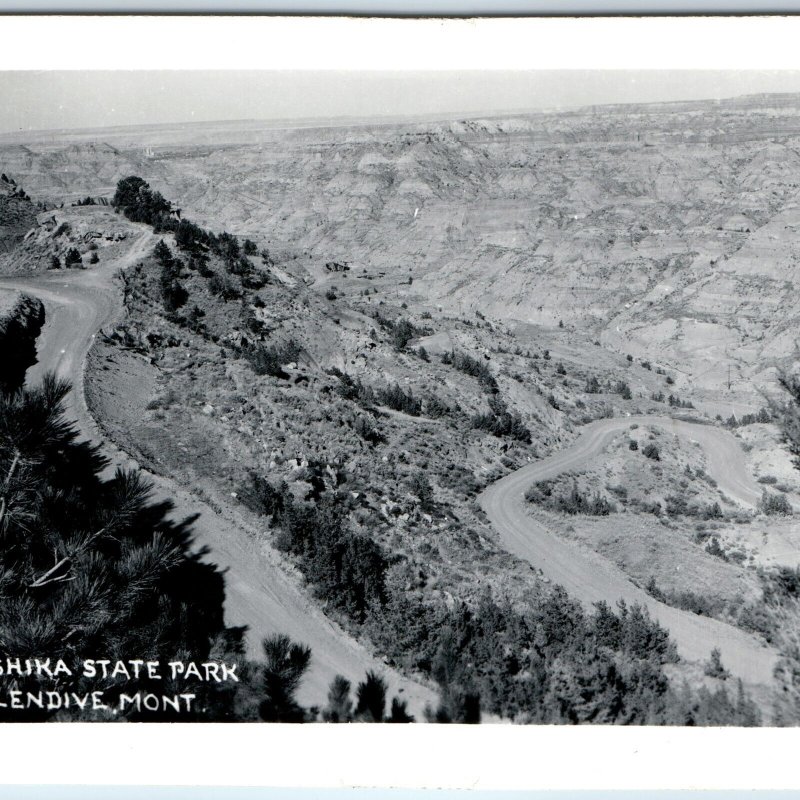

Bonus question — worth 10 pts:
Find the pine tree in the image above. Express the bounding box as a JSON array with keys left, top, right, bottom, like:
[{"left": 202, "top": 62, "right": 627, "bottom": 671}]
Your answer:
[
  {"left": 323, "top": 674, "right": 353, "bottom": 722},
  {"left": 354, "top": 670, "right": 387, "bottom": 722},
  {"left": 258, "top": 634, "right": 312, "bottom": 722},
  {"left": 0, "top": 374, "right": 248, "bottom": 721}
]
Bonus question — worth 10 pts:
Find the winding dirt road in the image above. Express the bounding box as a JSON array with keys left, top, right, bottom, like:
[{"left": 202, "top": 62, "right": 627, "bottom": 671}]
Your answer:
[
  {"left": 479, "top": 416, "right": 779, "bottom": 686},
  {"left": 0, "top": 226, "right": 437, "bottom": 715},
  {"left": 1, "top": 222, "right": 780, "bottom": 709}
]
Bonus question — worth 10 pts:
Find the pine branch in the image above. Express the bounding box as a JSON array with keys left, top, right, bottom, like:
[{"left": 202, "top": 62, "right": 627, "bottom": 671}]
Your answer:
[
  {"left": 28, "top": 554, "right": 74, "bottom": 588},
  {"left": 0, "top": 449, "right": 21, "bottom": 532}
]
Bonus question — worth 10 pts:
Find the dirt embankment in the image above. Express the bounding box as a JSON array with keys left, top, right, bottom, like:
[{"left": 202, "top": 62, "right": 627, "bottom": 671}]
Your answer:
[
  {"left": 84, "top": 340, "right": 160, "bottom": 468},
  {"left": 0, "top": 291, "right": 45, "bottom": 393}
]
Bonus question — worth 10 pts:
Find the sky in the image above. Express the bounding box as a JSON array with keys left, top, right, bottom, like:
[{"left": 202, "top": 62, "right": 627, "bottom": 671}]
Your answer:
[{"left": 4, "top": 70, "right": 800, "bottom": 134}]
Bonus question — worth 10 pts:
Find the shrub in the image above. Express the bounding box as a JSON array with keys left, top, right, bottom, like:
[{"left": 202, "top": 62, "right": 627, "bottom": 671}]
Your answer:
[
  {"left": 374, "top": 314, "right": 420, "bottom": 351},
  {"left": 704, "top": 648, "right": 730, "bottom": 679},
  {"left": 353, "top": 414, "right": 383, "bottom": 445},
  {"left": 207, "top": 273, "right": 241, "bottom": 301},
  {"left": 243, "top": 339, "right": 302, "bottom": 379},
  {"left": 238, "top": 473, "right": 288, "bottom": 519},
  {"left": 585, "top": 376, "right": 601, "bottom": 394},
  {"left": 642, "top": 443, "right": 660, "bottom": 461},
  {"left": 64, "top": 248, "right": 83, "bottom": 268},
  {"left": 424, "top": 394, "right": 451, "bottom": 419},
  {"left": 444, "top": 350, "right": 498, "bottom": 394},
  {"left": 272, "top": 493, "right": 388, "bottom": 622},
  {"left": 162, "top": 280, "right": 188, "bottom": 312},
  {"left": 113, "top": 176, "right": 173, "bottom": 229},
  {"left": 471, "top": 395, "right": 531, "bottom": 443},
  {"left": 526, "top": 480, "right": 615, "bottom": 516},
  {"left": 614, "top": 381, "right": 632, "bottom": 400},
  {"left": 377, "top": 383, "right": 422, "bottom": 416},
  {"left": 760, "top": 490, "right": 792, "bottom": 516}
]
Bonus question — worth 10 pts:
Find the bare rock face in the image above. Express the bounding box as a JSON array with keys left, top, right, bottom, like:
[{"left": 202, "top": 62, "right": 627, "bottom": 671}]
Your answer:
[
  {"left": 0, "top": 291, "right": 45, "bottom": 393},
  {"left": 4, "top": 93, "right": 800, "bottom": 405}
]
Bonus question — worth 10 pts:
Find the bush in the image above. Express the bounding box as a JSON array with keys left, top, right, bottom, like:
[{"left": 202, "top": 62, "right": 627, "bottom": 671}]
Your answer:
[
  {"left": 642, "top": 443, "right": 660, "bottom": 461},
  {"left": 760, "top": 490, "right": 792, "bottom": 516},
  {"left": 424, "top": 394, "right": 451, "bottom": 419},
  {"left": 272, "top": 493, "right": 388, "bottom": 622},
  {"left": 585, "top": 376, "right": 601, "bottom": 394},
  {"left": 526, "top": 480, "right": 615, "bottom": 516},
  {"left": 113, "top": 176, "right": 173, "bottom": 229},
  {"left": 704, "top": 648, "right": 730, "bottom": 679},
  {"left": 64, "top": 248, "right": 83, "bottom": 268},
  {"left": 443, "top": 350, "right": 498, "bottom": 394},
  {"left": 207, "top": 272, "right": 241, "bottom": 301},
  {"left": 377, "top": 383, "right": 422, "bottom": 416},
  {"left": 614, "top": 381, "right": 632, "bottom": 400},
  {"left": 373, "top": 314, "right": 419, "bottom": 351},
  {"left": 353, "top": 414, "right": 383, "bottom": 445},
  {"left": 471, "top": 395, "right": 531, "bottom": 443},
  {"left": 243, "top": 339, "right": 302, "bottom": 379}
]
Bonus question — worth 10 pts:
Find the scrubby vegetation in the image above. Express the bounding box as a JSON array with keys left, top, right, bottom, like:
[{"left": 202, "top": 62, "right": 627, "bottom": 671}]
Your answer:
[
  {"left": 526, "top": 479, "right": 615, "bottom": 516},
  {"left": 102, "top": 176, "right": 765, "bottom": 725},
  {"left": 645, "top": 577, "right": 727, "bottom": 619},
  {"left": 442, "top": 349, "right": 498, "bottom": 394},
  {"left": 471, "top": 396, "right": 531, "bottom": 443},
  {"left": 760, "top": 490, "right": 792, "bottom": 516},
  {"left": 242, "top": 339, "right": 303, "bottom": 379}
]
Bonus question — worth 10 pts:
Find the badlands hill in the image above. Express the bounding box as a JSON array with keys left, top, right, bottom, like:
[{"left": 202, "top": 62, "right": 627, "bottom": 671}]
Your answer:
[{"left": 3, "top": 93, "right": 800, "bottom": 415}]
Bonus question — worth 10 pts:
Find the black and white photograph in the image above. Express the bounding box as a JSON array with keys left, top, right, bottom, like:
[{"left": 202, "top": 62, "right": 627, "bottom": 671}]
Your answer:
[{"left": 4, "top": 16, "right": 800, "bottom": 733}]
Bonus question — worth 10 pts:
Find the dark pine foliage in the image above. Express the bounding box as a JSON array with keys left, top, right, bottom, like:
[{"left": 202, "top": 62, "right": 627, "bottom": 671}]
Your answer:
[
  {"left": 442, "top": 350, "right": 498, "bottom": 394},
  {"left": 154, "top": 240, "right": 188, "bottom": 312},
  {"left": 241, "top": 479, "right": 387, "bottom": 623},
  {"left": 526, "top": 479, "right": 615, "bottom": 516},
  {"left": 471, "top": 395, "right": 531, "bottom": 443},
  {"left": 258, "top": 634, "right": 312, "bottom": 722},
  {"left": 113, "top": 176, "right": 174, "bottom": 231},
  {"left": 0, "top": 373, "right": 248, "bottom": 720},
  {"left": 242, "top": 339, "right": 302, "bottom": 379}
]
